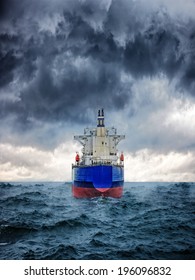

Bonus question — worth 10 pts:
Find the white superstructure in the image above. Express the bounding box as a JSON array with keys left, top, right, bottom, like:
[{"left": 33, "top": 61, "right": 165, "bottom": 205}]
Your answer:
[{"left": 74, "top": 109, "right": 125, "bottom": 165}]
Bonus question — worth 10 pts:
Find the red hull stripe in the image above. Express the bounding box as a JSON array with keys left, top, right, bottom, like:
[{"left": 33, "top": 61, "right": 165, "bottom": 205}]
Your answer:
[{"left": 72, "top": 186, "right": 123, "bottom": 198}]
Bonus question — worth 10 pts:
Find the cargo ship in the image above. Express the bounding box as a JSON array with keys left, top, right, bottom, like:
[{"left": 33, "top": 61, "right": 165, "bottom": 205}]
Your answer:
[{"left": 72, "top": 109, "right": 125, "bottom": 198}]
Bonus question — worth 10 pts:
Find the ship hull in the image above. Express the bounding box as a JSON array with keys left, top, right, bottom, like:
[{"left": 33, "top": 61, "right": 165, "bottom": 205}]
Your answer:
[{"left": 72, "top": 165, "right": 124, "bottom": 198}]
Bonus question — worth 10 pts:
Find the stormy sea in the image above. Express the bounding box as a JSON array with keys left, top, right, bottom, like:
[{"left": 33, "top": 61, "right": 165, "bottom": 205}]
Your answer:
[{"left": 0, "top": 182, "right": 195, "bottom": 260}]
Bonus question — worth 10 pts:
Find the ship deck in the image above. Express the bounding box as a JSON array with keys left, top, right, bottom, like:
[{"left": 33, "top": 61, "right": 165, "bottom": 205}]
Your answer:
[{"left": 72, "top": 163, "right": 124, "bottom": 168}]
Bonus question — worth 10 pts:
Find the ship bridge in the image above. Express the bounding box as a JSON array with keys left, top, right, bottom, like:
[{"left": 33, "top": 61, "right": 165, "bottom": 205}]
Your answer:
[{"left": 74, "top": 109, "right": 125, "bottom": 166}]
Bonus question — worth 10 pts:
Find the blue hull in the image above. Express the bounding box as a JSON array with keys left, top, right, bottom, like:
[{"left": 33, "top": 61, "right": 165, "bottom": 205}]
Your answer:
[{"left": 72, "top": 165, "right": 124, "bottom": 198}]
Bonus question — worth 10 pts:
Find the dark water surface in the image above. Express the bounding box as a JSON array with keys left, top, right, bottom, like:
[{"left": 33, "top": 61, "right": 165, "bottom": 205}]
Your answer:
[{"left": 0, "top": 182, "right": 195, "bottom": 260}]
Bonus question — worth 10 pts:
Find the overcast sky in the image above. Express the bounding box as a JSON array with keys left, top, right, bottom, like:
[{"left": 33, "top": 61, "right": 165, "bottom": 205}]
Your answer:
[{"left": 0, "top": 0, "right": 195, "bottom": 181}]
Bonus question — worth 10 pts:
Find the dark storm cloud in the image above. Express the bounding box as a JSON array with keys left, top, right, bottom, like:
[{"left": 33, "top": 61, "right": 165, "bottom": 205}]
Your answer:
[
  {"left": 20, "top": 59, "right": 129, "bottom": 121},
  {"left": 123, "top": 29, "right": 182, "bottom": 79},
  {"left": 0, "top": 0, "right": 195, "bottom": 137},
  {"left": 0, "top": 49, "right": 21, "bottom": 87},
  {"left": 0, "top": 0, "right": 12, "bottom": 18}
]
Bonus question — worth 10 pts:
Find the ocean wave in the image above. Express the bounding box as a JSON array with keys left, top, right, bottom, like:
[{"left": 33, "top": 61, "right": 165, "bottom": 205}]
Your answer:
[
  {"left": 0, "top": 182, "right": 195, "bottom": 260},
  {"left": 23, "top": 244, "right": 78, "bottom": 260}
]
